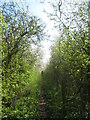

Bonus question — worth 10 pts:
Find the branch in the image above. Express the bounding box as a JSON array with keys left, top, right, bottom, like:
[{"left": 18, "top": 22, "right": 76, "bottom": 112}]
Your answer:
[
  {"left": 2, "top": 30, "right": 29, "bottom": 67},
  {"left": 66, "top": 86, "right": 82, "bottom": 103}
]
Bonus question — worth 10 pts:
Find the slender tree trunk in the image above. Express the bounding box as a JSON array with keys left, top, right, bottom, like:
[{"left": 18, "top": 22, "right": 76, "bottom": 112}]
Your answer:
[
  {"left": 88, "top": 86, "right": 90, "bottom": 119},
  {"left": 80, "top": 87, "right": 86, "bottom": 118},
  {"left": 87, "top": 65, "right": 90, "bottom": 119},
  {"left": 61, "top": 78, "right": 66, "bottom": 118}
]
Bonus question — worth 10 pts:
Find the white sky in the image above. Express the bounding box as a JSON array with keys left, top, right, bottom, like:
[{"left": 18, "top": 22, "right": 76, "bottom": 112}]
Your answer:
[
  {"left": 19, "top": 0, "right": 56, "bottom": 64},
  {"left": 1, "top": 0, "right": 53, "bottom": 65},
  {"left": 26, "top": 0, "right": 58, "bottom": 64},
  {"left": 1, "top": 0, "right": 86, "bottom": 65},
  {"left": 26, "top": 0, "right": 83, "bottom": 64}
]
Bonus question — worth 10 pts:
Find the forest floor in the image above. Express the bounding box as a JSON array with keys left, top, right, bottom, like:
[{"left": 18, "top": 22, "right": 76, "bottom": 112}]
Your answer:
[{"left": 39, "top": 84, "right": 47, "bottom": 120}]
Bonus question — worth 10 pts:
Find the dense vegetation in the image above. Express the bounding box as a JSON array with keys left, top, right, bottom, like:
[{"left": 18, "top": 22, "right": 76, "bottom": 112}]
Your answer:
[
  {"left": 0, "top": 0, "right": 90, "bottom": 119},
  {"left": 1, "top": 2, "right": 43, "bottom": 119},
  {"left": 42, "top": 0, "right": 90, "bottom": 119}
]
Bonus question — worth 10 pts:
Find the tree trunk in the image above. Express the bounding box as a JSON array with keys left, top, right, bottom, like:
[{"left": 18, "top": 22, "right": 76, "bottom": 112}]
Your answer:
[
  {"left": 87, "top": 65, "right": 90, "bottom": 119},
  {"left": 61, "top": 79, "right": 66, "bottom": 118},
  {"left": 80, "top": 87, "right": 86, "bottom": 118}
]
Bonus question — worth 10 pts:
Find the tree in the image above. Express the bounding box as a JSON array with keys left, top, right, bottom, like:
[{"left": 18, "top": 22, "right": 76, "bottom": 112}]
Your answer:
[
  {"left": 42, "top": 0, "right": 90, "bottom": 119},
  {"left": 1, "top": 1, "right": 45, "bottom": 119}
]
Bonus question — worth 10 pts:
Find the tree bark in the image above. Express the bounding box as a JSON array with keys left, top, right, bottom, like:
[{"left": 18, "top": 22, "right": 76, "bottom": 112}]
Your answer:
[{"left": 61, "top": 79, "right": 66, "bottom": 118}]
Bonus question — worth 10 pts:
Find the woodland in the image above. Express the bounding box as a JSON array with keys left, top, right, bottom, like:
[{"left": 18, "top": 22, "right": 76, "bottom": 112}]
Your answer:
[{"left": 0, "top": 0, "right": 90, "bottom": 119}]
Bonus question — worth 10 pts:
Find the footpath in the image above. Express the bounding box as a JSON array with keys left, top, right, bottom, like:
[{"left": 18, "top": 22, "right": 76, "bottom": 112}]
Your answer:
[{"left": 39, "top": 84, "right": 47, "bottom": 120}]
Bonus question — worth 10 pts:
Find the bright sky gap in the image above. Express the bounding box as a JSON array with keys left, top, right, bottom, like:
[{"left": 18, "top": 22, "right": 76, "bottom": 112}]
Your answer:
[{"left": 1, "top": 0, "right": 85, "bottom": 66}]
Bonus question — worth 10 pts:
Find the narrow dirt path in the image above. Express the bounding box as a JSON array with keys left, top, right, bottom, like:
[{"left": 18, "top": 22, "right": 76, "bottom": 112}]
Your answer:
[{"left": 39, "top": 84, "right": 47, "bottom": 120}]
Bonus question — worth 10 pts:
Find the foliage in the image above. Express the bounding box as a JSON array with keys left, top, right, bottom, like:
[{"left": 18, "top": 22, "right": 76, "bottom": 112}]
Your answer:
[
  {"left": 1, "top": 0, "right": 90, "bottom": 119},
  {"left": 0, "top": 13, "right": 3, "bottom": 120},
  {"left": 42, "top": 0, "right": 90, "bottom": 119},
  {"left": 1, "top": 1, "right": 43, "bottom": 120}
]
